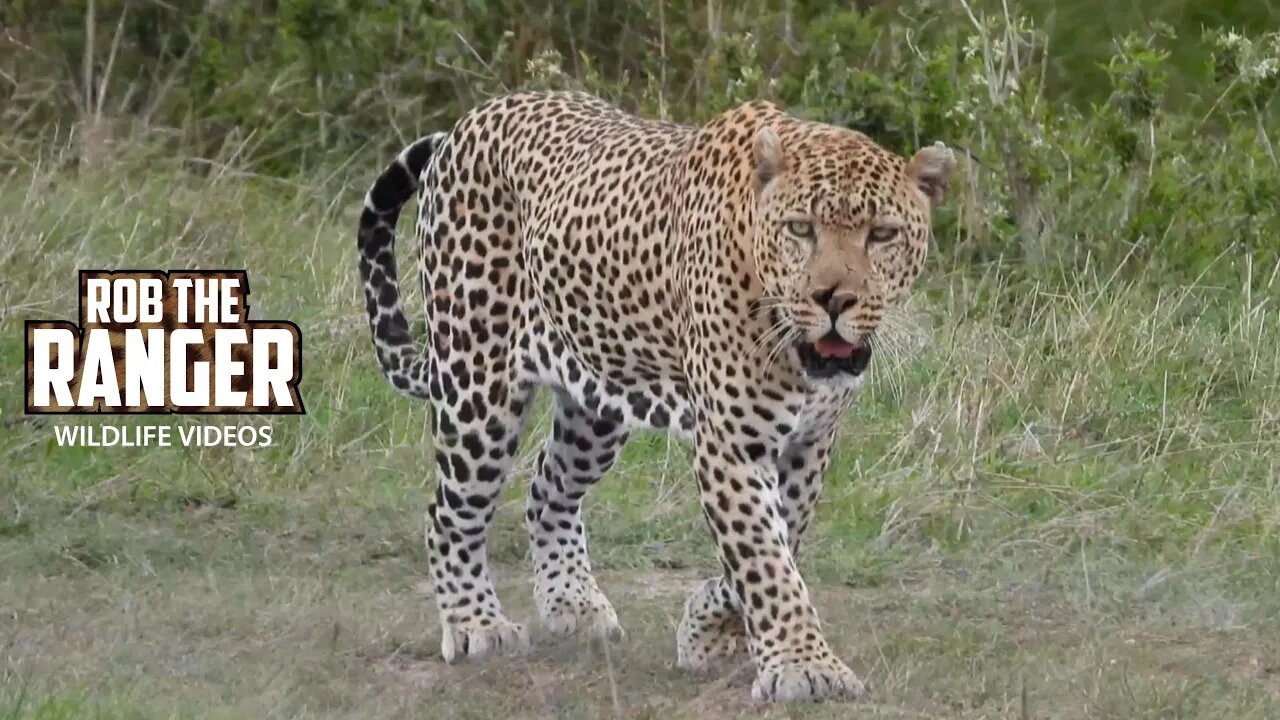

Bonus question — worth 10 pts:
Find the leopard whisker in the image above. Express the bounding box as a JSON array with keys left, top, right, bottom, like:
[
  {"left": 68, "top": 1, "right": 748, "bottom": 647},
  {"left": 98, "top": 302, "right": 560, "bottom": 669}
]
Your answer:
[
  {"left": 763, "top": 325, "right": 802, "bottom": 373},
  {"left": 753, "top": 317, "right": 794, "bottom": 354},
  {"left": 749, "top": 297, "right": 794, "bottom": 320},
  {"left": 752, "top": 305, "right": 799, "bottom": 353}
]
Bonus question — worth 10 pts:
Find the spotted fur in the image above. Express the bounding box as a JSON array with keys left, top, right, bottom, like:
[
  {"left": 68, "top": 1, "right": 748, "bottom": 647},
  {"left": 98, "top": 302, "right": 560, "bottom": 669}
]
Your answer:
[{"left": 357, "top": 91, "right": 954, "bottom": 703}]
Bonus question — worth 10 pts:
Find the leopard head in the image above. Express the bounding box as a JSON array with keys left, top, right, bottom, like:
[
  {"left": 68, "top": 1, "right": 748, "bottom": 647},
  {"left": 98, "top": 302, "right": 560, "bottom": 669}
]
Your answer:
[{"left": 749, "top": 121, "right": 955, "bottom": 383}]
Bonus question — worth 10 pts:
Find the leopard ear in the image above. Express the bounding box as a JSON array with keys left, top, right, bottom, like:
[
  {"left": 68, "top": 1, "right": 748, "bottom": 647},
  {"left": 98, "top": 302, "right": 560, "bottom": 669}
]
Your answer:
[
  {"left": 908, "top": 141, "right": 956, "bottom": 209},
  {"left": 753, "top": 126, "right": 785, "bottom": 187}
]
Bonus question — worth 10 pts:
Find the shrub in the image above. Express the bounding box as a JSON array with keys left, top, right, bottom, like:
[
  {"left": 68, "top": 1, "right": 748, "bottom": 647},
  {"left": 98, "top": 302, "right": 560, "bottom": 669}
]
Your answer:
[{"left": 0, "top": 0, "right": 1275, "bottom": 287}]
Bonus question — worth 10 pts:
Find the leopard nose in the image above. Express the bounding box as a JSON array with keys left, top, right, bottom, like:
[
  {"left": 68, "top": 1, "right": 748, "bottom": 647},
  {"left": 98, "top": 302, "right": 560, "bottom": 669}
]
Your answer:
[{"left": 812, "top": 287, "right": 859, "bottom": 321}]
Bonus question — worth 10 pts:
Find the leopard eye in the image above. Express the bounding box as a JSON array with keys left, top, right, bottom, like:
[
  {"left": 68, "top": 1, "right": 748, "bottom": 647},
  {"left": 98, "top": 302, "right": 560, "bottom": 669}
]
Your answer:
[
  {"left": 868, "top": 226, "right": 900, "bottom": 245},
  {"left": 784, "top": 220, "right": 816, "bottom": 241}
]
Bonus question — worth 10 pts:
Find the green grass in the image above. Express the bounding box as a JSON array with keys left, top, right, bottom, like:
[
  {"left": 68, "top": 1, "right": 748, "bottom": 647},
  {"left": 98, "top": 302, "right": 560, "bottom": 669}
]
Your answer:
[{"left": 1, "top": 132, "right": 1278, "bottom": 718}]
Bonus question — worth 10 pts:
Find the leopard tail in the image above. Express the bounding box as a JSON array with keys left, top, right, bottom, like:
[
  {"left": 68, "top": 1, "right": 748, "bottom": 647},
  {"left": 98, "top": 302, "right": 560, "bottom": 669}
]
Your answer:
[{"left": 357, "top": 132, "right": 447, "bottom": 400}]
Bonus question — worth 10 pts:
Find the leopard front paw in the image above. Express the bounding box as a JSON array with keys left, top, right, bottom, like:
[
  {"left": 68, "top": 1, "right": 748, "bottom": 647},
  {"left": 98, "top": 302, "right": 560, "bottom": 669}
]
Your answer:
[
  {"left": 751, "top": 656, "right": 865, "bottom": 703},
  {"left": 534, "top": 572, "right": 624, "bottom": 643},
  {"left": 439, "top": 613, "right": 530, "bottom": 664}
]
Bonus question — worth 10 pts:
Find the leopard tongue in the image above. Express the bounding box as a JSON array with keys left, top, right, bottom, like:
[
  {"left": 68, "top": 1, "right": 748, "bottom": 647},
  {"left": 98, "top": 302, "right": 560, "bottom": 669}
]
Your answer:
[{"left": 815, "top": 336, "right": 858, "bottom": 359}]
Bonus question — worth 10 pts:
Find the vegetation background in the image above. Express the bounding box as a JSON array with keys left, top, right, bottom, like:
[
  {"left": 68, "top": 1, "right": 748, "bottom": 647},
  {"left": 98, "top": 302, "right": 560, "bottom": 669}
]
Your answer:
[{"left": 1, "top": 1, "right": 1278, "bottom": 718}]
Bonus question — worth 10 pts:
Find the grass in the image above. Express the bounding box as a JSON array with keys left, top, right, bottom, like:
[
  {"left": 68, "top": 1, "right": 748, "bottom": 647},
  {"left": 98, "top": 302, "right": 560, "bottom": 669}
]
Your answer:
[{"left": 1, "top": 131, "right": 1279, "bottom": 719}]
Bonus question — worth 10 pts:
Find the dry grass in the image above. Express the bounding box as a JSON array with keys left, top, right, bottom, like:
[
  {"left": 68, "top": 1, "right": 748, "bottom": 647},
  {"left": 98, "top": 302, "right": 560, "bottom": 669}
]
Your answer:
[{"left": 5, "top": 535, "right": 1278, "bottom": 719}]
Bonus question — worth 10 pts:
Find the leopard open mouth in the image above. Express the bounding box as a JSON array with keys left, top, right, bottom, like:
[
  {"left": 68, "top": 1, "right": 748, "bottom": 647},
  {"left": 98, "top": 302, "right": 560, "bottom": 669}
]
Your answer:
[{"left": 797, "top": 332, "right": 872, "bottom": 378}]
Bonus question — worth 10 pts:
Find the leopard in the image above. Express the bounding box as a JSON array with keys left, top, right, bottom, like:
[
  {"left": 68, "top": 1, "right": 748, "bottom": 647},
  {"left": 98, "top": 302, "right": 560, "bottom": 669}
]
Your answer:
[{"left": 356, "top": 90, "right": 954, "bottom": 702}]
